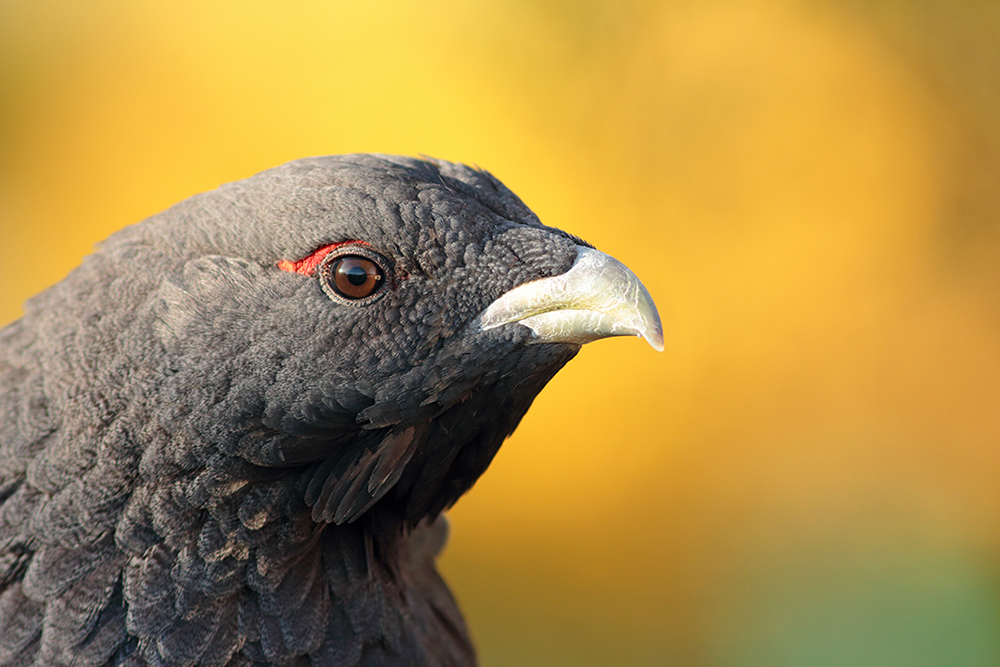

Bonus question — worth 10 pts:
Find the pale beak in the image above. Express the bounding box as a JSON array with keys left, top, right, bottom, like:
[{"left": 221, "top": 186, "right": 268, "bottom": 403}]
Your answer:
[{"left": 476, "top": 246, "right": 664, "bottom": 351}]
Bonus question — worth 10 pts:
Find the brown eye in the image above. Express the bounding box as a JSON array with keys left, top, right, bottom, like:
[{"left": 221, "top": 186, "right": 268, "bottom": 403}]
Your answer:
[
  {"left": 331, "top": 256, "right": 383, "bottom": 299},
  {"left": 318, "top": 245, "right": 391, "bottom": 305}
]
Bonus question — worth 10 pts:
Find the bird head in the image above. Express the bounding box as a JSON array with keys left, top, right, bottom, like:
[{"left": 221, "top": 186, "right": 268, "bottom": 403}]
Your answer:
[{"left": 69, "top": 154, "right": 660, "bottom": 530}]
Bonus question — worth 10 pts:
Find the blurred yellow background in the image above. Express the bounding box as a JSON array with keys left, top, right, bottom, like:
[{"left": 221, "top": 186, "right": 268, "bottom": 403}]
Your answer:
[{"left": 3, "top": 0, "right": 999, "bottom": 664}]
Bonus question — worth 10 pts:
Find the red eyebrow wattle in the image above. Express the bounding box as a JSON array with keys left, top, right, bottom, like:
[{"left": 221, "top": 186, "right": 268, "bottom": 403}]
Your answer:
[{"left": 277, "top": 241, "right": 370, "bottom": 276}]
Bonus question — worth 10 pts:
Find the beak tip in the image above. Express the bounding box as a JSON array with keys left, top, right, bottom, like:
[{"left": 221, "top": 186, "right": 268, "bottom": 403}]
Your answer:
[{"left": 641, "top": 317, "right": 665, "bottom": 352}]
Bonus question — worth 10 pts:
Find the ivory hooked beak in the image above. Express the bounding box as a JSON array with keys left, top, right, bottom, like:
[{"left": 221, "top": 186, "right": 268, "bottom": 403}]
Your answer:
[{"left": 476, "top": 246, "right": 663, "bottom": 351}]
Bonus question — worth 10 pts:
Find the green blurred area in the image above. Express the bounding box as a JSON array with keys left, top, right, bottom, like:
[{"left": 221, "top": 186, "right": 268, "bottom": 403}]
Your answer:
[{"left": 2, "top": 1, "right": 1000, "bottom": 665}]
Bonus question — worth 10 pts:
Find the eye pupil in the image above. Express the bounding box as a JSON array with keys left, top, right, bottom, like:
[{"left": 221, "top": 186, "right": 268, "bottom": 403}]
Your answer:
[{"left": 344, "top": 265, "right": 369, "bottom": 286}]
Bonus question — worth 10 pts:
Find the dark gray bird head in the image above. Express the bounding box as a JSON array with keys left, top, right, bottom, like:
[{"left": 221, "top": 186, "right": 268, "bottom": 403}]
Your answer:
[
  {"left": 92, "top": 154, "right": 661, "bottom": 527},
  {"left": 0, "top": 154, "right": 660, "bottom": 666}
]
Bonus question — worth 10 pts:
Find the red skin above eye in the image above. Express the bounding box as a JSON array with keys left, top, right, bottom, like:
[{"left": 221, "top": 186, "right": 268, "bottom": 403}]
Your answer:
[{"left": 277, "top": 241, "right": 370, "bottom": 276}]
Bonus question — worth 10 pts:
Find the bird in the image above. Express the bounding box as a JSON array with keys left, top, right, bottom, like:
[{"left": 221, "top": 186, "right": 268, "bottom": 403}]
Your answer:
[{"left": 0, "top": 154, "right": 661, "bottom": 667}]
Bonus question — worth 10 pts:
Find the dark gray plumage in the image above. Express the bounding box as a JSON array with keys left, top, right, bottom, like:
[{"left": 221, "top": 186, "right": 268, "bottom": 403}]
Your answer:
[{"left": 0, "top": 155, "right": 661, "bottom": 667}]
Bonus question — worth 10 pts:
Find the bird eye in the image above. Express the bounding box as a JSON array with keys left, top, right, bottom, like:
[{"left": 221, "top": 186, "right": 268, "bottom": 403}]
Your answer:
[
  {"left": 331, "top": 256, "right": 383, "bottom": 298},
  {"left": 318, "top": 246, "right": 390, "bottom": 305}
]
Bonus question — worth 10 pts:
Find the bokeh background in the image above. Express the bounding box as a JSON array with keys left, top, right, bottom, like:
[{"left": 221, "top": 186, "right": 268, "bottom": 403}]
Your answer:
[{"left": 3, "top": 1, "right": 1000, "bottom": 664}]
